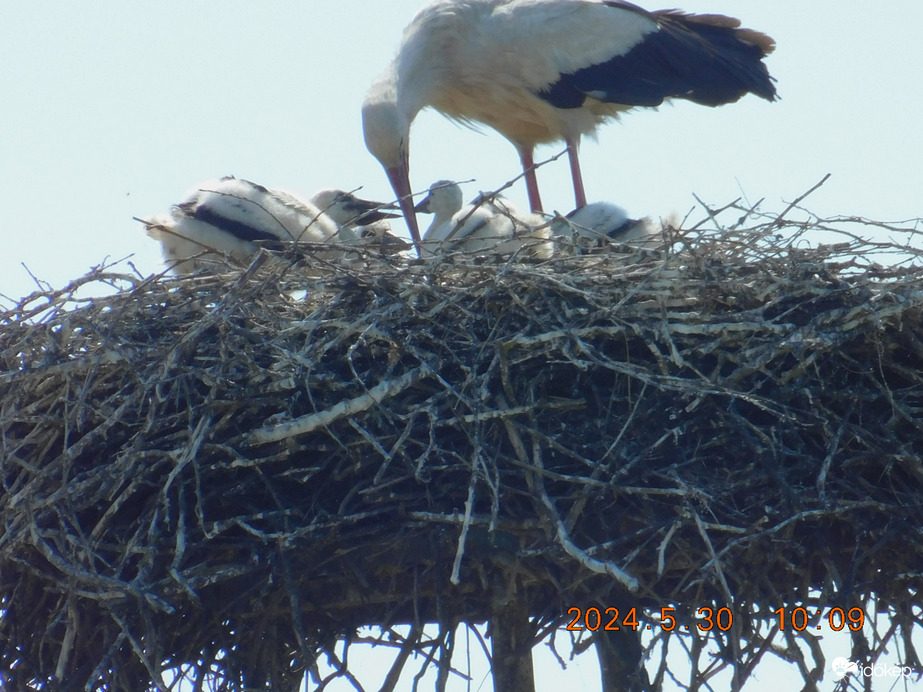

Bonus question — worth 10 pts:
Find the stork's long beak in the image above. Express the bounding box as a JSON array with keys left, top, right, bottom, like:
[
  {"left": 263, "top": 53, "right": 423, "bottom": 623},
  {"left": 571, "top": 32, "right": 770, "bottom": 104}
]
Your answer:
[
  {"left": 413, "top": 194, "right": 432, "bottom": 214},
  {"left": 386, "top": 164, "right": 422, "bottom": 256},
  {"left": 350, "top": 199, "right": 401, "bottom": 226}
]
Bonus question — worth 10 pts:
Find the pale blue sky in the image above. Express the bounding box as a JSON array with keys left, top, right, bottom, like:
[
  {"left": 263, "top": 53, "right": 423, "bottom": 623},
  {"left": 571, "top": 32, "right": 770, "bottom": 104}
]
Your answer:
[
  {"left": 1, "top": 2, "right": 921, "bottom": 688},
  {"left": 2, "top": 1, "right": 921, "bottom": 303}
]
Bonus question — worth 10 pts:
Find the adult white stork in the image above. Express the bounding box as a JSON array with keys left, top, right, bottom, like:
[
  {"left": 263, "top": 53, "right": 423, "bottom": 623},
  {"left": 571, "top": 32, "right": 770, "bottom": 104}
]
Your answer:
[{"left": 362, "top": 0, "right": 777, "bottom": 252}]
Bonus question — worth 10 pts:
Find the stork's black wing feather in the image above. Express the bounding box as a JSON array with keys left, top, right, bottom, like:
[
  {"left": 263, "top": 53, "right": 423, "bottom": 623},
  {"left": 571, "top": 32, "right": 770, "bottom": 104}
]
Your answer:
[{"left": 539, "top": 6, "right": 777, "bottom": 109}]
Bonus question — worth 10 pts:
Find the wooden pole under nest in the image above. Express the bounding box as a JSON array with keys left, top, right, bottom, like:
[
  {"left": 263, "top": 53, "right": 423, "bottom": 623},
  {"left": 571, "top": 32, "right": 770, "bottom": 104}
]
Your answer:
[
  {"left": 594, "top": 625, "right": 652, "bottom": 691},
  {"left": 489, "top": 584, "right": 535, "bottom": 692}
]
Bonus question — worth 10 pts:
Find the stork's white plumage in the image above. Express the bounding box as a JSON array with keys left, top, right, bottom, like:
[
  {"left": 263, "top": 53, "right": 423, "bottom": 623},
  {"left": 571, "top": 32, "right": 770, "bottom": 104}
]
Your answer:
[
  {"left": 415, "top": 180, "right": 551, "bottom": 257},
  {"left": 551, "top": 201, "right": 651, "bottom": 248},
  {"left": 140, "top": 176, "right": 339, "bottom": 274},
  {"left": 414, "top": 181, "right": 466, "bottom": 245},
  {"left": 362, "top": 0, "right": 777, "bottom": 252},
  {"left": 416, "top": 180, "right": 508, "bottom": 255},
  {"left": 140, "top": 177, "right": 342, "bottom": 274}
]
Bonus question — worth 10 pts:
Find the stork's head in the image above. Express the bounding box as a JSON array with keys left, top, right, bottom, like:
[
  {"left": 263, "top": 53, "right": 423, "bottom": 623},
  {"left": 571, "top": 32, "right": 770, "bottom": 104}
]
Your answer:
[
  {"left": 414, "top": 180, "right": 463, "bottom": 220},
  {"left": 362, "top": 74, "right": 421, "bottom": 253},
  {"left": 310, "top": 188, "right": 398, "bottom": 228}
]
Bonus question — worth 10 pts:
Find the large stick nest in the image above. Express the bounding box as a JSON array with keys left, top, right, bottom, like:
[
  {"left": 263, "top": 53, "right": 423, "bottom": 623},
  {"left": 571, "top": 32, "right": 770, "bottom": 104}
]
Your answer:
[{"left": 2, "top": 206, "right": 923, "bottom": 690}]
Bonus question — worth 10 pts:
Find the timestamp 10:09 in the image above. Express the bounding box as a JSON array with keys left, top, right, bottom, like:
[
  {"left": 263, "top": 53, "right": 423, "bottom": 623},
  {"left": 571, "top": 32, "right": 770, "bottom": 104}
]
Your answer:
[{"left": 566, "top": 606, "right": 865, "bottom": 633}]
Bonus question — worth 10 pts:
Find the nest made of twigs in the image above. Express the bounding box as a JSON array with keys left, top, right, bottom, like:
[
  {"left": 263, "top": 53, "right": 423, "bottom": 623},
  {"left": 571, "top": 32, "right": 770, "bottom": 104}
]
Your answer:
[{"left": 2, "top": 209, "right": 923, "bottom": 691}]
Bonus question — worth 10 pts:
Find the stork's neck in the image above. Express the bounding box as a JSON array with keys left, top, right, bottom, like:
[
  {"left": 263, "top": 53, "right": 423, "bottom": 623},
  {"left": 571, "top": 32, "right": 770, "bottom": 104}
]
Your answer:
[{"left": 393, "top": 0, "right": 471, "bottom": 117}]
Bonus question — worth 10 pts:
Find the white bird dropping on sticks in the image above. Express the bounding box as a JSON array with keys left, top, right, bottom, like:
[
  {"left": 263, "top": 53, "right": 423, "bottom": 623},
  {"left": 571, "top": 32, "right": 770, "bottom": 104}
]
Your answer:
[{"left": 362, "top": 0, "right": 776, "bottom": 254}]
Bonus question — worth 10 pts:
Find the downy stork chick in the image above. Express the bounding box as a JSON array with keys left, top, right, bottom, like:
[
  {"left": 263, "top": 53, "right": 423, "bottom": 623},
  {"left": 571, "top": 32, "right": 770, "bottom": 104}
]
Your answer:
[
  {"left": 415, "top": 180, "right": 551, "bottom": 258},
  {"left": 140, "top": 176, "right": 338, "bottom": 274}
]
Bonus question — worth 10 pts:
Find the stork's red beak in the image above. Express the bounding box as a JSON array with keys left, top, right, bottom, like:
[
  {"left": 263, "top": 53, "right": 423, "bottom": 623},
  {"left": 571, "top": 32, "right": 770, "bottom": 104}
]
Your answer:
[{"left": 386, "top": 164, "right": 421, "bottom": 256}]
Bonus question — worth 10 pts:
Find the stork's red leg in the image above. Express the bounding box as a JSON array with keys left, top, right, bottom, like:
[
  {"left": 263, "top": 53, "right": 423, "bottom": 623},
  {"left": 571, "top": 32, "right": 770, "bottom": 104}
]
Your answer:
[
  {"left": 519, "top": 148, "right": 544, "bottom": 213},
  {"left": 566, "top": 137, "right": 587, "bottom": 209}
]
